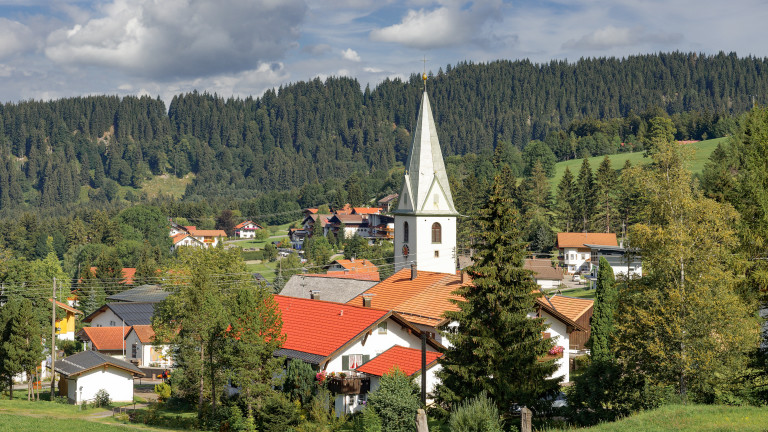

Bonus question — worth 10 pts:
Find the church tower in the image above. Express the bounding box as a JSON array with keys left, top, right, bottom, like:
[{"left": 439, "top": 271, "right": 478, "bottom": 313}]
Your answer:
[{"left": 393, "top": 74, "right": 458, "bottom": 274}]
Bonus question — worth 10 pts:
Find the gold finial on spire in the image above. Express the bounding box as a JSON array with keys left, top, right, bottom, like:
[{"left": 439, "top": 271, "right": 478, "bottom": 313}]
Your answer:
[{"left": 422, "top": 55, "right": 429, "bottom": 89}]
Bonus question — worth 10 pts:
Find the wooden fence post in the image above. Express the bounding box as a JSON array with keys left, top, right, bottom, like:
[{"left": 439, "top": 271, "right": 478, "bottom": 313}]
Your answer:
[{"left": 520, "top": 406, "right": 532, "bottom": 432}]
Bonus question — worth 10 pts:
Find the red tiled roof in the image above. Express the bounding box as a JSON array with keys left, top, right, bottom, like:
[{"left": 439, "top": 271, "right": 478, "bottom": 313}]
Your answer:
[
  {"left": 127, "top": 325, "right": 156, "bottom": 343},
  {"left": 189, "top": 229, "right": 227, "bottom": 237},
  {"left": 352, "top": 207, "right": 382, "bottom": 215},
  {"left": 234, "top": 220, "right": 251, "bottom": 229},
  {"left": 333, "top": 259, "right": 378, "bottom": 272},
  {"left": 524, "top": 259, "right": 563, "bottom": 281},
  {"left": 79, "top": 326, "right": 130, "bottom": 350},
  {"left": 86, "top": 267, "right": 136, "bottom": 284},
  {"left": 556, "top": 233, "right": 617, "bottom": 249},
  {"left": 356, "top": 345, "right": 442, "bottom": 377},
  {"left": 172, "top": 233, "right": 190, "bottom": 244},
  {"left": 184, "top": 226, "right": 197, "bottom": 231},
  {"left": 311, "top": 272, "right": 381, "bottom": 282},
  {"left": 275, "top": 295, "right": 389, "bottom": 357},
  {"left": 348, "top": 268, "right": 466, "bottom": 326}
]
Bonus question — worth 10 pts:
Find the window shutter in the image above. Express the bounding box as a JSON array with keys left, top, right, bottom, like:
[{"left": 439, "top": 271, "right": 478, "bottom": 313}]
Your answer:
[
  {"left": 362, "top": 355, "right": 370, "bottom": 364},
  {"left": 342, "top": 355, "right": 349, "bottom": 371}
]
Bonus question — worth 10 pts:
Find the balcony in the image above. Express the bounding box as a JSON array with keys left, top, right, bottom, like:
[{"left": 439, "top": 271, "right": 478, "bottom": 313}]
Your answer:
[{"left": 327, "top": 375, "right": 370, "bottom": 394}]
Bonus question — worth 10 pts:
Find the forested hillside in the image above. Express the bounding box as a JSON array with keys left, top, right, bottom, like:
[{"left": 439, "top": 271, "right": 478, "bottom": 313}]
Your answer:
[{"left": 0, "top": 51, "right": 766, "bottom": 212}]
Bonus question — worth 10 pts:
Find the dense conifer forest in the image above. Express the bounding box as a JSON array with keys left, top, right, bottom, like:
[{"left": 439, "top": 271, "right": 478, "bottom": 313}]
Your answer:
[{"left": 0, "top": 51, "right": 765, "bottom": 213}]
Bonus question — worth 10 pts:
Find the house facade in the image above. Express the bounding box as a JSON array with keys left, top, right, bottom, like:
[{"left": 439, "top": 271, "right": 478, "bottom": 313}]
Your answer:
[
  {"left": 169, "top": 225, "right": 227, "bottom": 250},
  {"left": 557, "top": 233, "right": 618, "bottom": 274},
  {"left": 54, "top": 350, "right": 144, "bottom": 404},
  {"left": 77, "top": 326, "right": 129, "bottom": 358},
  {"left": 586, "top": 244, "right": 643, "bottom": 279},
  {"left": 356, "top": 345, "right": 443, "bottom": 402},
  {"left": 51, "top": 299, "right": 83, "bottom": 341},
  {"left": 124, "top": 325, "right": 172, "bottom": 368},
  {"left": 234, "top": 221, "right": 262, "bottom": 239}
]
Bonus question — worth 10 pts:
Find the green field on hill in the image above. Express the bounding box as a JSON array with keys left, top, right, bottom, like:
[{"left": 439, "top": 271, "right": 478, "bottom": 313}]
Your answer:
[{"left": 549, "top": 137, "right": 726, "bottom": 192}]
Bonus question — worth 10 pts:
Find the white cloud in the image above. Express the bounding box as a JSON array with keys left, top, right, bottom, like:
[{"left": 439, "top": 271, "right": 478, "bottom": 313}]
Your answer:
[
  {"left": 341, "top": 48, "right": 361, "bottom": 62},
  {"left": 562, "top": 25, "right": 682, "bottom": 50},
  {"left": 369, "top": 0, "right": 502, "bottom": 49},
  {"left": 363, "top": 66, "right": 382, "bottom": 73},
  {"left": 44, "top": 0, "right": 307, "bottom": 80},
  {"left": 0, "top": 19, "right": 36, "bottom": 60}
]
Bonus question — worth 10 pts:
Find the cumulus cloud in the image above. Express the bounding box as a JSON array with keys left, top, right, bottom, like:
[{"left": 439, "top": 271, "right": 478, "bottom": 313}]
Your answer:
[
  {"left": 44, "top": 0, "right": 307, "bottom": 80},
  {"left": 563, "top": 25, "right": 682, "bottom": 50},
  {"left": 341, "top": 48, "right": 361, "bottom": 61},
  {"left": 0, "top": 19, "right": 36, "bottom": 60},
  {"left": 369, "top": 0, "right": 502, "bottom": 49}
]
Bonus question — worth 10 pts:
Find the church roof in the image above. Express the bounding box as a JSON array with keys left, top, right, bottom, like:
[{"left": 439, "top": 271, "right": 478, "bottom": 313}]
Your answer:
[{"left": 396, "top": 90, "right": 457, "bottom": 216}]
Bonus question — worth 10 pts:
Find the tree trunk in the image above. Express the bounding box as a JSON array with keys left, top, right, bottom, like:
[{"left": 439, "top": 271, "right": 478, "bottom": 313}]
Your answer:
[
  {"left": 210, "top": 345, "right": 216, "bottom": 415},
  {"left": 198, "top": 343, "right": 205, "bottom": 414}
]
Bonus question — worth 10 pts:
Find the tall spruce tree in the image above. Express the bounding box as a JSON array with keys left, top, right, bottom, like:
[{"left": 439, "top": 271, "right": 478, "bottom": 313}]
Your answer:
[
  {"left": 437, "top": 166, "right": 560, "bottom": 415},
  {"left": 555, "top": 166, "right": 577, "bottom": 232},
  {"left": 594, "top": 156, "right": 618, "bottom": 233},
  {"left": 575, "top": 158, "right": 595, "bottom": 232}
]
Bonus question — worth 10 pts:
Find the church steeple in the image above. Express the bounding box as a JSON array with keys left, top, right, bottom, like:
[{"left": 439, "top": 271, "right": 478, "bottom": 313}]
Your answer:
[
  {"left": 394, "top": 82, "right": 457, "bottom": 275},
  {"left": 395, "top": 89, "right": 458, "bottom": 216}
]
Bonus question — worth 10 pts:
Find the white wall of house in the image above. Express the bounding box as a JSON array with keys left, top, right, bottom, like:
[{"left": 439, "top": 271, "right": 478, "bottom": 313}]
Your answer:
[
  {"left": 561, "top": 247, "right": 591, "bottom": 274},
  {"left": 89, "top": 311, "right": 125, "bottom": 328},
  {"left": 535, "top": 278, "right": 562, "bottom": 290},
  {"left": 413, "top": 321, "right": 455, "bottom": 349},
  {"left": 538, "top": 311, "right": 570, "bottom": 383},
  {"left": 172, "top": 236, "right": 202, "bottom": 251},
  {"left": 125, "top": 333, "right": 172, "bottom": 368},
  {"left": 66, "top": 367, "right": 134, "bottom": 404}
]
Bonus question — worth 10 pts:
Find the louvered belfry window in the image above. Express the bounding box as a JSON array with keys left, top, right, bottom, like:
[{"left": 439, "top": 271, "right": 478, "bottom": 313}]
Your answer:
[{"left": 432, "top": 222, "right": 442, "bottom": 243}]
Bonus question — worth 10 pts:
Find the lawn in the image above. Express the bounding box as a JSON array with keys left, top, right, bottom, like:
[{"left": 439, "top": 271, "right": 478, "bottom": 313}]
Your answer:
[
  {"left": 551, "top": 404, "right": 768, "bottom": 431},
  {"left": 245, "top": 260, "right": 279, "bottom": 281},
  {"left": 549, "top": 137, "right": 726, "bottom": 193},
  {"left": 546, "top": 286, "right": 596, "bottom": 300},
  {"left": 140, "top": 173, "right": 194, "bottom": 199}
]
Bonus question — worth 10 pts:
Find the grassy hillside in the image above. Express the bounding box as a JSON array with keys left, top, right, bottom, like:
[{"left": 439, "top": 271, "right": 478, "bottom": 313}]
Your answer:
[
  {"left": 140, "top": 173, "right": 194, "bottom": 199},
  {"left": 557, "top": 404, "right": 768, "bottom": 431},
  {"left": 549, "top": 137, "right": 726, "bottom": 192}
]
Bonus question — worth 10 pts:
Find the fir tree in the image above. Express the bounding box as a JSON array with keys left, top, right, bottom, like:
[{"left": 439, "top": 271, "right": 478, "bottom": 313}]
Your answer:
[
  {"left": 555, "top": 166, "right": 577, "bottom": 232},
  {"left": 588, "top": 257, "right": 617, "bottom": 361},
  {"left": 437, "top": 167, "right": 560, "bottom": 415},
  {"left": 575, "top": 158, "right": 595, "bottom": 232},
  {"left": 594, "top": 156, "right": 617, "bottom": 233}
]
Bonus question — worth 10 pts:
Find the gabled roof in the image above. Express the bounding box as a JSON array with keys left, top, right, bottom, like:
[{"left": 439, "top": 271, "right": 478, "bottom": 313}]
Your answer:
[
  {"left": 86, "top": 267, "right": 136, "bottom": 284},
  {"left": 275, "top": 295, "right": 441, "bottom": 364},
  {"left": 302, "top": 213, "right": 333, "bottom": 227},
  {"left": 172, "top": 233, "right": 192, "bottom": 245},
  {"left": 524, "top": 259, "right": 564, "bottom": 281},
  {"left": 189, "top": 229, "right": 227, "bottom": 237},
  {"left": 83, "top": 302, "right": 156, "bottom": 326},
  {"left": 352, "top": 207, "right": 382, "bottom": 215},
  {"left": 536, "top": 291, "right": 588, "bottom": 332},
  {"left": 78, "top": 326, "right": 130, "bottom": 350},
  {"left": 280, "top": 275, "right": 378, "bottom": 303},
  {"left": 348, "top": 268, "right": 465, "bottom": 326},
  {"left": 547, "top": 295, "right": 594, "bottom": 322},
  {"left": 234, "top": 220, "right": 262, "bottom": 230},
  {"left": 357, "top": 345, "right": 443, "bottom": 377},
  {"left": 395, "top": 90, "right": 457, "bottom": 216},
  {"left": 126, "top": 324, "right": 157, "bottom": 344},
  {"left": 323, "top": 272, "right": 380, "bottom": 282},
  {"left": 49, "top": 299, "right": 82, "bottom": 315},
  {"left": 106, "top": 284, "right": 169, "bottom": 303},
  {"left": 329, "top": 214, "right": 365, "bottom": 225},
  {"left": 53, "top": 350, "right": 144, "bottom": 378},
  {"left": 332, "top": 259, "right": 378, "bottom": 273},
  {"left": 556, "top": 233, "right": 618, "bottom": 249},
  {"left": 377, "top": 193, "right": 398, "bottom": 204}
]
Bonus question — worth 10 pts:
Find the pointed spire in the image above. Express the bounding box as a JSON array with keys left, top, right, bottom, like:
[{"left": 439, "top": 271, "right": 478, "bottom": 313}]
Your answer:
[{"left": 396, "top": 90, "right": 457, "bottom": 215}]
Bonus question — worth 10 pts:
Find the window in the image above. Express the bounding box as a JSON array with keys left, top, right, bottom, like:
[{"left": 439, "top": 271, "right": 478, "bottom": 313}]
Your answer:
[
  {"left": 431, "top": 222, "right": 442, "bottom": 243},
  {"left": 342, "top": 354, "right": 369, "bottom": 371},
  {"left": 377, "top": 321, "right": 388, "bottom": 334},
  {"left": 132, "top": 343, "right": 138, "bottom": 358},
  {"left": 403, "top": 221, "right": 409, "bottom": 243},
  {"left": 434, "top": 250, "right": 439, "bottom": 258}
]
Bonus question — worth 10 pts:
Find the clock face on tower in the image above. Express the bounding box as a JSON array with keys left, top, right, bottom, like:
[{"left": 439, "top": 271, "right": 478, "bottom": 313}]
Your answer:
[{"left": 402, "top": 244, "right": 409, "bottom": 259}]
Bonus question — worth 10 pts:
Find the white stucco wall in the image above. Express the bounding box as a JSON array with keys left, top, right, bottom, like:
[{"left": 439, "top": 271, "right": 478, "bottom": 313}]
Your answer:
[
  {"left": 125, "top": 331, "right": 172, "bottom": 367},
  {"left": 394, "top": 215, "right": 456, "bottom": 274},
  {"left": 561, "top": 247, "right": 590, "bottom": 273},
  {"left": 89, "top": 310, "right": 124, "bottom": 328},
  {"left": 539, "top": 311, "right": 570, "bottom": 383},
  {"left": 535, "top": 278, "right": 562, "bottom": 290},
  {"left": 67, "top": 367, "right": 134, "bottom": 404}
]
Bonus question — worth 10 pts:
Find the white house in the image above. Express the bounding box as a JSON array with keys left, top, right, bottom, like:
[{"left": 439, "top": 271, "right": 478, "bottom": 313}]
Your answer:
[
  {"left": 524, "top": 258, "right": 564, "bottom": 290},
  {"left": 274, "top": 295, "right": 442, "bottom": 415},
  {"left": 124, "top": 325, "right": 172, "bottom": 368},
  {"left": 557, "top": 232, "right": 618, "bottom": 274},
  {"left": 169, "top": 225, "right": 227, "bottom": 251},
  {"left": 53, "top": 350, "right": 144, "bottom": 404},
  {"left": 77, "top": 326, "right": 129, "bottom": 358},
  {"left": 83, "top": 302, "right": 155, "bottom": 328},
  {"left": 234, "top": 221, "right": 263, "bottom": 239},
  {"left": 585, "top": 244, "right": 643, "bottom": 279},
  {"left": 356, "top": 345, "right": 443, "bottom": 401}
]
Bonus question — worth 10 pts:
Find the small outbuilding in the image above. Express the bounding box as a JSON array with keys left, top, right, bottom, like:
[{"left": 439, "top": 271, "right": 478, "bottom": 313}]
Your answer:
[{"left": 53, "top": 350, "right": 144, "bottom": 404}]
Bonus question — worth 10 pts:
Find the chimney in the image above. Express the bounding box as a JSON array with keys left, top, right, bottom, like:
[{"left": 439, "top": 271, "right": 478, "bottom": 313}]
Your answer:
[
  {"left": 362, "top": 294, "right": 373, "bottom": 308},
  {"left": 411, "top": 264, "right": 417, "bottom": 280},
  {"left": 461, "top": 270, "right": 470, "bottom": 285},
  {"left": 310, "top": 290, "right": 320, "bottom": 301}
]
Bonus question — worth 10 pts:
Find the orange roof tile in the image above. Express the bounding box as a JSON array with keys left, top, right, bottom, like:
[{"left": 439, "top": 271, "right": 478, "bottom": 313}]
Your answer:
[
  {"left": 79, "top": 326, "right": 130, "bottom": 350},
  {"left": 348, "top": 268, "right": 465, "bottom": 326},
  {"left": 86, "top": 267, "right": 137, "bottom": 284},
  {"left": 352, "top": 207, "right": 382, "bottom": 215},
  {"left": 128, "top": 325, "right": 156, "bottom": 343},
  {"left": 333, "top": 259, "right": 378, "bottom": 272},
  {"left": 356, "top": 345, "right": 443, "bottom": 377},
  {"left": 556, "top": 233, "right": 617, "bottom": 249},
  {"left": 172, "top": 233, "right": 190, "bottom": 244},
  {"left": 234, "top": 220, "right": 251, "bottom": 229},
  {"left": 547, "top": 295, "right": 593, "bottom": 322},
  {"left": 189, "top": 229, "right": 227, "bottom": 237},
  {"left": 275, "top": 295, "right": 389, "bottom": 357}
]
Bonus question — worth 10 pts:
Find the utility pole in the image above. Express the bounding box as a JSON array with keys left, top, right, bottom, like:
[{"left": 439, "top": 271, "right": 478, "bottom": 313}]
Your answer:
[{"left": 50, "top": 277, "right": 56, "bottom": 400}]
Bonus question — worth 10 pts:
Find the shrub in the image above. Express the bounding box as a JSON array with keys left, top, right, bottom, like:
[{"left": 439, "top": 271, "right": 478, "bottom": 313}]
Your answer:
[
  {"left": 154, "top": 383, "right": 171, "bottom": 403},
  {"left": 94, "top": 389, "right": 111, "bottom": 407},
  {"left": 353, "top": 406, "right": 383, "bottom": 432},
  {"left": 282, "top": 359, "right": 316, "bottom": 405},
  {"left": 367, "top": 368, "right": 420, "bottom": 432},
  {"left": 448, "top": 391, "right": 505, "bottom": 432}
]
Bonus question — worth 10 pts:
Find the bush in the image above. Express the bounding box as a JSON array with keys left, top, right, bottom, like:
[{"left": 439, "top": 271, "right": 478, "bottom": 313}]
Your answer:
[
  {"left": 94, "top": 389, "right": 111, "bottom": 407},
  {"left": 255, "top": 393, "right": 301, "bottom": 432},
  {"left": 353, "top": 406, "right": 382, "bottom": 432},
  {"left": 448, "top": 391, "right": 505, "bottom": 432},
  {"left": 154, "top": 383, "right": 171, "bottom": 403},
  {"left": 283, "top": 359, "right": 318, "bottom": 406},
  {"left": 367, "top": 368, "right": 420, "bottom": 432}
]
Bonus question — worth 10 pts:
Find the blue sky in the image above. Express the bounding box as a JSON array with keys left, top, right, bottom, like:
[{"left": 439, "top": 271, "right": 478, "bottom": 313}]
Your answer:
[{"left": 1, "top": 0, "right": 767, "bottom": 106}]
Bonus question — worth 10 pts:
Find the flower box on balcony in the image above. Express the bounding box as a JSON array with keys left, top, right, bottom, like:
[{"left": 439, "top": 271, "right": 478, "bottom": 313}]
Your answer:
[{"left": 327, "top": 376, "right": 370, "bottom": 394}]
